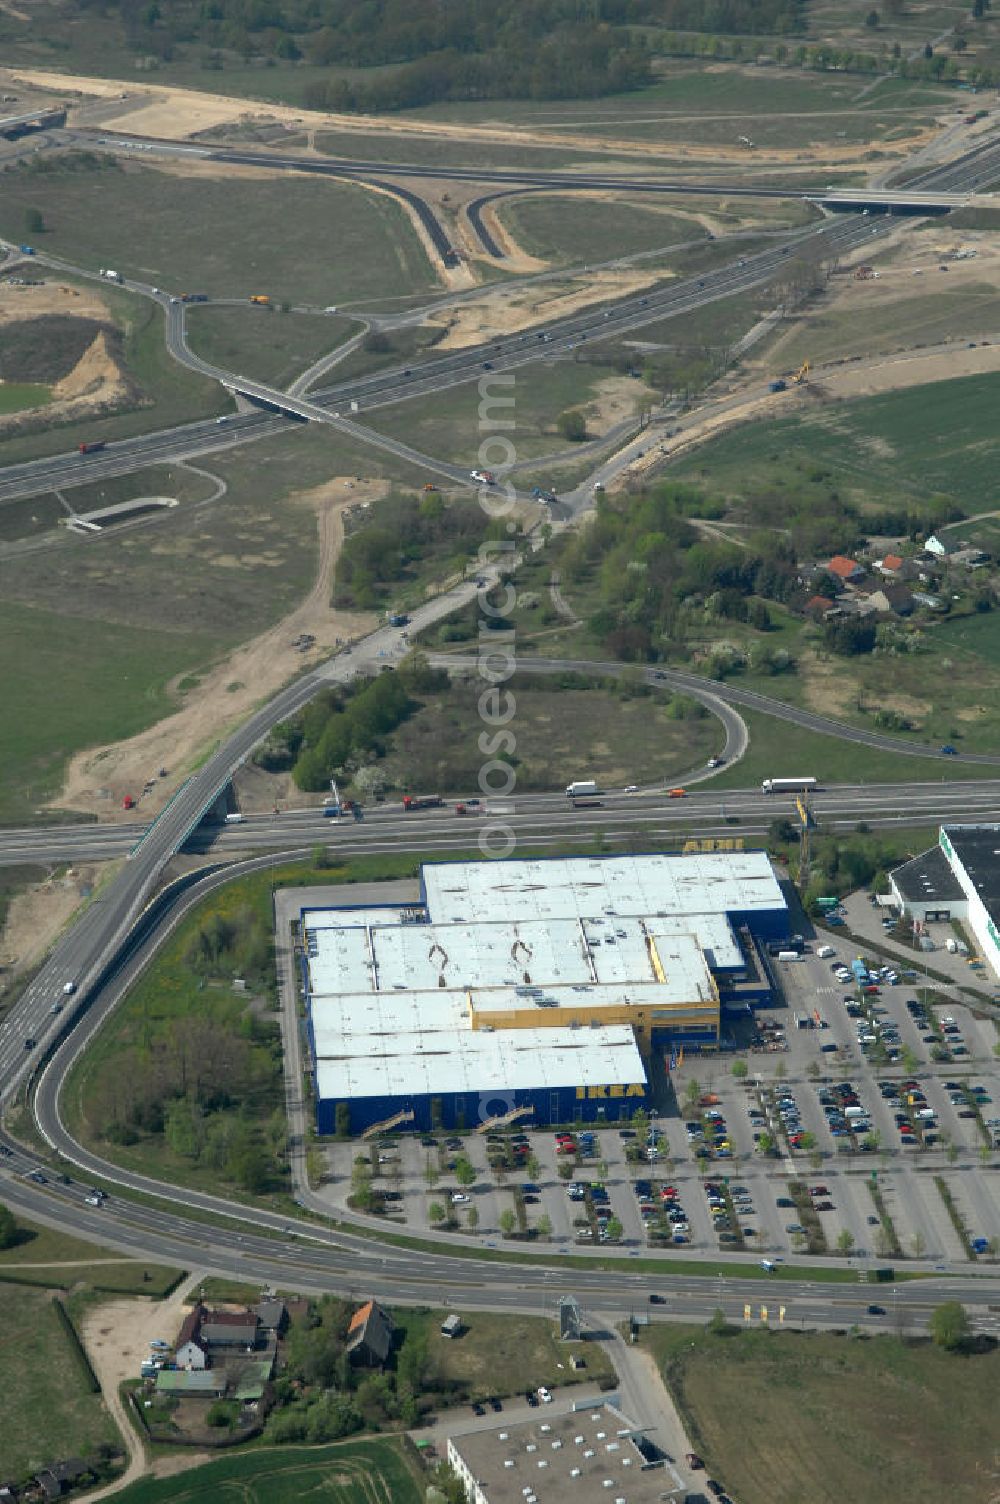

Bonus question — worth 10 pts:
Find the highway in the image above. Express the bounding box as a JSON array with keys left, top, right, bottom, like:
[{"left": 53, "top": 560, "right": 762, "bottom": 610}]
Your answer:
[
  {"left": 5, "top": 780, "right": 1000, "bottom": 869},
  {"left": 0, "top": 214, "right": 878, "bottom": 502},
  {"left": 1, "top": 117, "right": 1000, "bottom": 1333}
]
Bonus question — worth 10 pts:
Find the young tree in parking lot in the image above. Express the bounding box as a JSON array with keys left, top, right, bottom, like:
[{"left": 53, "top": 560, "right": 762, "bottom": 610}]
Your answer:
[
  {"left": 809, "top": 1150, "right": 823, "bottom": 1172},
  {"left": 684, "top": 1079, "right": 702, "bottom": 1113},
  {"left": 537, "top": 1214, "right": 553, "bottom": 1239},
  {"left": 799, "top": 1132, "right": 817, "bottom": 1154},
  {"left": 527, "top": 1154, "right": 541, "bottom": 1182},
  {"left": 901, "top": 1047, "right": 920, "bottom": 1075},
  {"left": 836, "top": 1228, "right": 855, "bottom": 1256},
  {"left": 911, "top": 1231, "right": 926, "bottom": 1259},
  {"left": 606, "top": 1217, "right": 623, "bottom": 1242},
  {"left": 557, "top": 1162, "right": 573, "bottom": 1181},
  {"left": 929, "top": 1300, "right": 971, "bottom": 1351},
  {"left": 454, "top": 1157, "right": 476, "bottom": 1189},
  {"left": 429, "top": 1201, "right": 446, "bottom": 1226},
  {"left": 631, "top": 1108, "right": 650, "bottom": 1142},
  {"left": 946, "top": 1142, "right": 959, "bottom": 1166},
  {"left": 756, "top": 1132, "right": 776, "bottom": 1157},
  {"left": 598, "top": 1160, "right": 609, "bottom": 1181},
  {"left": 806, "top": 1061, "right": 820, "bottom": 1081},
  {"left": 466, "top": 1206, "right": 479, "bottom": 1232},
  {"left": 731, "top": 1060, "right": 748, "bottom": 1080},
  {"left": 424, "top": 1156, "right": 439, "bottom": 1189},
  {"left": 499, "top": 1207, "right": 517, "bottom": 1237}
]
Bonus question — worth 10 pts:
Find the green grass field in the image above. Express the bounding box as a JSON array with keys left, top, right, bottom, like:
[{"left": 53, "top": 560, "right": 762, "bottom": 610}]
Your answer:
[
  {"left": 498, "top": 196, "right": 705, "bottom": 264},
  {"left": 104, "top": 1441, "right": 421, "bottom": 1504},
  {"left": 645, "top": 1323, "right": 998, "bottom": 1504},
  {"left": 394, "top": 1309, "right": 613, "bottom": 1397},
  {"left": 0, "top": 1284, "right": 120, "bottom": 1478},
  {"left": 774, "top": 282, "right": 1000, "bottom": 370},
  {"left": 709, "top": 705, "right": 999, "bottom": 791},
  {"left": 0, "top": 1212, "right": 182, "bottom": 1294},
  {"left": 0, "top": 160, "right": 438, "bottom": 310},
  {"left": 365, "top": 359, "right": 622, "bottom": 463},
  {"left": 184, "top": 306, "right": 358, "bottom": 388},
  {"left": 0, "top": 381, "right": 51, "bottom": 414},
  {"left": 673, "top": 369, "right": 1000, "bottom": 508},
  {"left": 0, "top": 600, "right": 216, "bottom": 823}
]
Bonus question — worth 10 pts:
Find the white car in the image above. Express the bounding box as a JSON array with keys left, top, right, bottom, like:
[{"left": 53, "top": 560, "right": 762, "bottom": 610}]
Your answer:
[
  {"left": 537, "top": 1387, "right": 552, "bottom": 1403},
  {"left": 451, "top": 1192, "right": 470, "bottom": 1205}
]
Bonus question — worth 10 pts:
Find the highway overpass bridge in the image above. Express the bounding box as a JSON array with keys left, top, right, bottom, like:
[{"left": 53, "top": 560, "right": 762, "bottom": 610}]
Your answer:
[
  {"left": 812, "top": 188, "right": 993, "bottom": 215},
  {"left": 0, "top": 106, "right": 66, "bottom": 139}
]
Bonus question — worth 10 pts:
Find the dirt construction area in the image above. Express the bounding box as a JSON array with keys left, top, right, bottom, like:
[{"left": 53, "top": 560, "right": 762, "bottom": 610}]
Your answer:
[
  {"left": 51, "top": 477, "right": 380, "bottom": 822},
  {"left": 0, "top": 279, "right": 129, "bottom": 431},
  {"left": 8, "top": 65, "right": 949, "bottom": 177}
]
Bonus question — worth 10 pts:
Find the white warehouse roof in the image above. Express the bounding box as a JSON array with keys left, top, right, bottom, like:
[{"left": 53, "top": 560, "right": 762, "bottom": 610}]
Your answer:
[
  {"left": 421, "top": 852, "right": 783, "bottom": 925},
  {"left": 313, "top": 1023, "right": 646, "bottom": 1103}
]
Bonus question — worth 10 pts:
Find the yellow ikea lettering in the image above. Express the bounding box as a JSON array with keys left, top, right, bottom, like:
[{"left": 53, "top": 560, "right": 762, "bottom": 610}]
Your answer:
[
  {"left": 626, "top": 1083, "right": 646, "bottom": 1098},
  {"left": 609, "top": 1084, "right": 624, "bottom": 1098}
]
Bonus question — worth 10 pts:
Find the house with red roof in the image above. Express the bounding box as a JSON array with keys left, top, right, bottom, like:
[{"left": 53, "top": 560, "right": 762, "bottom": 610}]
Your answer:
[
  {"left": 826, "top": 555, "right": 864, "bottom": 584},
  {"left": 346, "top": 1299, "right": 394, "bottom": 1368}
]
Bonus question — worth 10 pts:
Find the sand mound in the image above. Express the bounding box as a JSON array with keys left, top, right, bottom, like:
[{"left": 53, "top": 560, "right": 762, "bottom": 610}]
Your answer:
[{"left": 53, "top": 330, "right": 127, "bottom": 403}]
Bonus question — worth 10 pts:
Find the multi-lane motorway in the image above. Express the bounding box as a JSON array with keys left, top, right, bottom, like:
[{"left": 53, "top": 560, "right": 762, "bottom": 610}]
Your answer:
[
  {"left": 3, "top": 118, "right": 1000, "bottom": 1334},
  {"left": 0, "top": 214, "right": 876, "bottom": 503}
]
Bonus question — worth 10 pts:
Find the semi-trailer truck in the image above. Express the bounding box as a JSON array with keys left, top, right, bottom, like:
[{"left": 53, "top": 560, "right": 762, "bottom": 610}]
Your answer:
[
  {"left": 761, "top": 777, "right": 818, "bottom": 794},
  {"left": 79, "top": 441, "right": 106, "bottom": 454},
  {"left": 402, "top": 794, "right": 444, "bottom": 811},
  {"left": 566, "top": 780, "right": 599, "bottom": 798}
]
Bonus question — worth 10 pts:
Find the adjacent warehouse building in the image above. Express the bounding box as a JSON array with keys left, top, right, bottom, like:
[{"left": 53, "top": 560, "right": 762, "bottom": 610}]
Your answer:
[
  {"left": 891, "top": 824, "right": 1000, "bottom": 976},
  {"left": 296, "top": 852, "right": 788, "bottom": 1135}
]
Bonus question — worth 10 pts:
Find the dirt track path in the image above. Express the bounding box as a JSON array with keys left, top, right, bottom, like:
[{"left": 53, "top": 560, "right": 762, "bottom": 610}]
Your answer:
[{"left": 80, "top": 1270, "right": 209, "bottom": 1501}]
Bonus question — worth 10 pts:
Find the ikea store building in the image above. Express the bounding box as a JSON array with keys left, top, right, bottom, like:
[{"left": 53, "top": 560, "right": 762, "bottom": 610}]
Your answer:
[{"left": 297, "top": 851, "right": 788, "bottom": 1135}]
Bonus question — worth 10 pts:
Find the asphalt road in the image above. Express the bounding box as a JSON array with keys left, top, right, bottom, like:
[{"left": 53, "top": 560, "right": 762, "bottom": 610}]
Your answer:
[
  {"left": 5, "top": 778, "right": 1000, "bottom": 869},
  {"left": 0, "top": 214, "right": 876, "bottom": 502},
  {"left": 1, "top": 122, "right": 999, "bottom": 1326}
]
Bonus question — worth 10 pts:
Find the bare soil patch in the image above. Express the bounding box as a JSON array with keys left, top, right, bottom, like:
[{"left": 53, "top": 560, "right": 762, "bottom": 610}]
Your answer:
[
  {"left": 583, "top": 374, "right": 646, "bottom": 434},
  {"left": 79, "top": 1274, "right": 211, "bottom": 1503},
  {"left": 51, "top": 478, "right": 380, "bottom": 820},
  {"left": 0, "top": 862, "right": 104, "bottom": 974},
  {"left": 0, "top": 280, "right": 111, "bottom": 326},
  {"left": 429, "top": 266, "right": 666, "bottom": 347}
]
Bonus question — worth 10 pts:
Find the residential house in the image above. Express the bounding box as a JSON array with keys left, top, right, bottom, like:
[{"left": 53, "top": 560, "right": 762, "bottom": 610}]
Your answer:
[
  {"left": 878, "top": 552, "right": 905, "bottom": 576},
  {"left": 200, "top": 1309, "right": 259, "bottom": 1349},
  {"left": 912, "top": 591, "right": 945, "bottom": 611},
  {"left": 866, "top": 584, "right": 914, "bottom": 617},
  {"left": 952, "top": 546, "right": 989, "bottom": 569},
  {"left": 255, "top": 1298, "right": 288, "bottom": 1337},
  {"left": 804, "top": 594, "right": 838, "bottom": 619},
  {"left": 175, "top": 1306, "right": 208, "bottom": 1370},
  {"left": 345, "top": 1299, "right": 395, "bottom": 1368},
  {"left": 826, "top": 554, "right": 864, "bottom": 584},
  {"left": 34, "top": 1461, "right": 92, "bottom": 1500},
  {"left": 924, "top": 534, "right": 956, "bottom": 557}
]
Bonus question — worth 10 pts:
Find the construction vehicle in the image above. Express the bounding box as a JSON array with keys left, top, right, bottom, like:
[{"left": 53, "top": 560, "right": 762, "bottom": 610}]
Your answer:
[
  {"left": 768, "top": 379, "right": 787, "bottom": 394},
  {"left": 402, "top": 794, "right": 444, "bottom": 811},
  {"left": 791, "top": 360, "right": 810, "bottom": 384},
  {"left": 249, "top": 294, "right": 270, "bottom": 305}
]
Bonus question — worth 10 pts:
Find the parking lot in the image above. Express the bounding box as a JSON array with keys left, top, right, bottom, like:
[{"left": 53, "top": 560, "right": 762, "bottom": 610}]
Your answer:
[{"left": 319, "top": 927, "right": 999, "bottom": 1267}]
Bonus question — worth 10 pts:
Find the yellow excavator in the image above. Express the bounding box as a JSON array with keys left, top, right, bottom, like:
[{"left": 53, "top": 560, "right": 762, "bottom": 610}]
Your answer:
[{"left": 791, "top": 359, "right": 811, "bottom": 384}]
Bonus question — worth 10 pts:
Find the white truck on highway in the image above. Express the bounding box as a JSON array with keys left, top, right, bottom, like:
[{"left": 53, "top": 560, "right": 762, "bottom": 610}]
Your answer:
[
  {"left": 99, "top": 268, "right": 123, "bottom": 283},
  {"left": 761, "top": 776, "right": 818, "bottom": 794},
  {"left": 566, "top": 780, "right": 599, "bottom": 798}
]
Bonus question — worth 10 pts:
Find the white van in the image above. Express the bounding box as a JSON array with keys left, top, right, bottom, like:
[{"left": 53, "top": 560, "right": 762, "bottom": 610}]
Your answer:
[
  {"left": 776, "top": 950, "right": 803, "bottom": 962},
  {"left": 816, "top": 945, "right": 836, "bottom": 959}
]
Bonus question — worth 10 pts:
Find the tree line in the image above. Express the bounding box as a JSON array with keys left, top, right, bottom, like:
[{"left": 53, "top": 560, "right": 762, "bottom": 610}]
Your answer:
[
  {"left": 256, "top": 653, "right": 449, "bottom": 792},
  {"left": 334, "top": 491, "right": 495, "bottom": 612}
]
